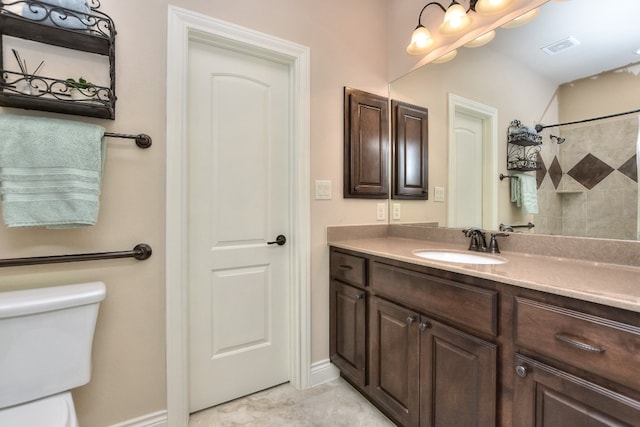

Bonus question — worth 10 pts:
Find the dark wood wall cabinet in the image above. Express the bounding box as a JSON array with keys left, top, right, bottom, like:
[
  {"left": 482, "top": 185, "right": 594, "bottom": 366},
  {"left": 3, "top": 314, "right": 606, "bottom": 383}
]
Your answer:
[
  {"left": 392, "top": 100, "right": 428, "bottom": 200},
  {"left": 329, "top": 247, "right": 640, "bottom": 427},
  {"left": 343, "top": 87, "right": 389, "bottom": 198}
]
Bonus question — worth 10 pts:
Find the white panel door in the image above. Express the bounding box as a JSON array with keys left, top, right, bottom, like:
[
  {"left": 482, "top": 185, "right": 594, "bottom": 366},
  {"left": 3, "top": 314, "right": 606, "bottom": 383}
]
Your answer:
[
  {"left": 452, "top": 111, "right": 484, "bottom": 228},
  {"left": 187, "top": 38, "right": 291, "bottom": 413}
]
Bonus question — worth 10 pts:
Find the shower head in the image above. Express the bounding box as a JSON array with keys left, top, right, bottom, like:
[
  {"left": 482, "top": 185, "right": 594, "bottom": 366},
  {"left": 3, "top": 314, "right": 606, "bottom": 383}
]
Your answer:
[{"left": 550, "top": 134, "right": 566, "bottom": 144}]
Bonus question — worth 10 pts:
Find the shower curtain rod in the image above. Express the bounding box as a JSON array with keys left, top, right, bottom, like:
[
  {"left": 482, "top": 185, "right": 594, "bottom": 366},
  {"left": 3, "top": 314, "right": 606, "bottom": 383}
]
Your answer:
[{"left": 535, "top": 108, "right": 640, "bottom": 133}]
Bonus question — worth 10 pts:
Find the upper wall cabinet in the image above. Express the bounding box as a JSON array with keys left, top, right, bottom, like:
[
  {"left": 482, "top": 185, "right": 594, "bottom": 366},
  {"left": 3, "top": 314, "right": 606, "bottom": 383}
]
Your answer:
[
  {"left": 392, "top": 100, "right": 428, "bottom": 200},
  {"left": 0, "top": 0, "right": 116, "bottom": 119},
  {"left": 343, "top": 87, "right": 389, "bottom": 199}
]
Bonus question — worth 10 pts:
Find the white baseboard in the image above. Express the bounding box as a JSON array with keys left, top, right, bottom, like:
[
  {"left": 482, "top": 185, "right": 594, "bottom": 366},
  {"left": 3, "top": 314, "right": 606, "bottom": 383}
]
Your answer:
[
  {"left": 108, "top": 410, "right": 168, "bottom": 427},
  {"left": 310, "top": 359, "right": 340, "bottom": 387}
]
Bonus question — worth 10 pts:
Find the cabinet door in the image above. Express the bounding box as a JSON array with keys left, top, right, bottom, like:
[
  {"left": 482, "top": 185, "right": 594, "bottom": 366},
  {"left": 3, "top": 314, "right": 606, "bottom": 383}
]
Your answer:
[
  {"left": 343, "top": 87, "right": 389, "bottom": 198},
  {"left": 392, "top": 100, "right": 428, "bottom": 199},
  {"left": 420, "top": 317, "right": 497, "bottom": 427},
  {"left": 330, "top": 280, "right": 367, "bottom": 388},
  {"left": 370, "top": 297, "right": 420, "bottom": 426},
  {"left": 513, "top": 354, "right": 640, "bottom": 426}
]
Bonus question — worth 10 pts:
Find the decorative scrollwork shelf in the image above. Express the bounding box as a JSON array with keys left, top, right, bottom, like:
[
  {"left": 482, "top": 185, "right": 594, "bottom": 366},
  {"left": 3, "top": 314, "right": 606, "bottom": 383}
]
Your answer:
[{"left": 0, "top": 0, "right": 116, "bottom": 119}]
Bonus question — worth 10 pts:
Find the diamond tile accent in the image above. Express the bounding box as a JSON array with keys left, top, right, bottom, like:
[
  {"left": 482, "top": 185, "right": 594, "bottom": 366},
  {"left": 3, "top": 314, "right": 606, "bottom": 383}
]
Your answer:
[
  {"left": 567, "top": 154, "right": 614, "bottom": 190},
  {"left": 618, "top": 154, "right": 637, "bottom": 183},
  {"left": 536, "top": 153, "right": 546, "bottom": 189},
  {"left": 548, "top": 156, "right": 563, "bottom": 190}
]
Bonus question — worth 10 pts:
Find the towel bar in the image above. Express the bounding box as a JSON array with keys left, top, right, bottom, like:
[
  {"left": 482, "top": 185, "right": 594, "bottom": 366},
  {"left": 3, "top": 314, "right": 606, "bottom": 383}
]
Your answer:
[
  {"left": 0, "top": 243, "right": 152, "bottom": 268},
  {"left": 499, "top": 173, "right": 519, "bottom": 181},
  {"left": 104, "top": 132, "right": 152, "bottom": 149}
]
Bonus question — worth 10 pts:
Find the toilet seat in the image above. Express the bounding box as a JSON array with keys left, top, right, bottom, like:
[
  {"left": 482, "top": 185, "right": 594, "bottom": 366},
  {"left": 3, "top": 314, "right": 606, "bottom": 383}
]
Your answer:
[{"left": 0, "top": 391, "right": 78, "bottom": 427}]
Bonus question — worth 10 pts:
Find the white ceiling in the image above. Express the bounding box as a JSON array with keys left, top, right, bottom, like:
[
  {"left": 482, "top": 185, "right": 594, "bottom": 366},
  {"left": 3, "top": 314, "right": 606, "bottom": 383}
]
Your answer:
[{"left": 485, "top": 0, "right": 640, "bottom": 85}]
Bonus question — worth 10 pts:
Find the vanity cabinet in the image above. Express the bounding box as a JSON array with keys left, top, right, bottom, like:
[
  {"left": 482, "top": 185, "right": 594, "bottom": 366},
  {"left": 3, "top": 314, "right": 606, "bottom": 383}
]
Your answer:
[
  {"left": 329, "top": 250, "right": 368, "bottom": 389},
  {"left": 370, "top": 296, "right": 496, "bottom": 427},
  {"left": 328, "top": 245, "right": 640, "bottom": 427},
  {"left": 343, "top": 87, "right": 389, "bottom": 199},
  {"left": 512, "top": 297, "right": 640, "bottom": 426}
]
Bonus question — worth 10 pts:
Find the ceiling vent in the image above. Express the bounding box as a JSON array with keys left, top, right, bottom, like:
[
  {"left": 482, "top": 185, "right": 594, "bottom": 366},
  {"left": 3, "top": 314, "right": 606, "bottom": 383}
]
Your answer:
[{"left": 541, "top": 36, "right": 581, "bottom": 55}]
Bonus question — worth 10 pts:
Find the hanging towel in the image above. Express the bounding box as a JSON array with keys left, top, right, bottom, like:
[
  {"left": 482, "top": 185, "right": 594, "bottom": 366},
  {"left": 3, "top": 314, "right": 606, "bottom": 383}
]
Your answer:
[
  {"left": 511, "top": 173, "right": 538, "bottom": 215},
  {"left": 0, "top": 114, "right": 105, "bottom": 228}
]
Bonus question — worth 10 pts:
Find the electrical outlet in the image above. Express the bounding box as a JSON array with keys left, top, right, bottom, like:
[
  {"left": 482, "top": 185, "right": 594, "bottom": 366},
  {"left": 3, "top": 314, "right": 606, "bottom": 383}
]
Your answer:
[
  {"left": 434, "top": 186, "right": 445, "bottom": 202},
  {"left": 392, "top": 203, "right": 401, "bottom": 220},
  {"left": 376, "top": 203, "right": 386, "bottom": 221}
]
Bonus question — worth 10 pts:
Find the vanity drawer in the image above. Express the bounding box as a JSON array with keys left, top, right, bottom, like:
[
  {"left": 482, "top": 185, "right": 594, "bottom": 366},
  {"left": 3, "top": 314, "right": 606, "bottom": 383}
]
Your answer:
[
  {"left": 514, "top": 297, "right": 640, "bottom": 391},
  {"left": 330, "top": 250, "right": 367, "bottom": 288},
  {"left": 370, "top": 261, "right": 498, "bottom": 336}
]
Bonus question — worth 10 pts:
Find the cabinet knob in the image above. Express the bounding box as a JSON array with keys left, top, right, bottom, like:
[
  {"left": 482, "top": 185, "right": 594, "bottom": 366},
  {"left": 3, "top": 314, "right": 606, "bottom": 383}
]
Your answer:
[
  {"left": 515, "top": 365, "right": 528, "bottom": 378},
  {"left": 355, "top": 293, "right": 365, "bottom": 300},
  {"left": 406, "top": 316, "right": 416, "bottom": 325},
  {"left": 419, "top": 321, "right": 431, "bottom": 332}
]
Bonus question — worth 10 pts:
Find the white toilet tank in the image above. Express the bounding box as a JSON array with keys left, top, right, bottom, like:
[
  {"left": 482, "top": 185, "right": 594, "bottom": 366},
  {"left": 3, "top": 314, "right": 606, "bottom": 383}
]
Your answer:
[{"left": 0, "top": 281, "right": 106, "bottom": 409}]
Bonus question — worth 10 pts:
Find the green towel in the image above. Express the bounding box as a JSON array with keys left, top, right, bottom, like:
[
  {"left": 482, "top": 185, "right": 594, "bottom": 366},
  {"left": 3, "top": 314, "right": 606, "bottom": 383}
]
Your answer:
[
  {"left": 0, "top": 114, "right": 105, "bottom": 228},
  {"left": 511, "top": 173, "right": 538, "bottom": 215}
]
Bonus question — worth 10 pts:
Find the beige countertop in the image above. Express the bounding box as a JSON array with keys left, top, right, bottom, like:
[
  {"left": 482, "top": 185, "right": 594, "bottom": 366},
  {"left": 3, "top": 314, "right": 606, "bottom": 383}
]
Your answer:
[{"left": 330, "top": 236, "right": 640, "bottom": 313}]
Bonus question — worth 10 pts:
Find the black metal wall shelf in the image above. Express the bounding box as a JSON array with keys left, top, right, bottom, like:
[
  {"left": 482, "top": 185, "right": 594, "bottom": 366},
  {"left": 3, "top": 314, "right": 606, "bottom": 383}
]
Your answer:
[
  {"left": 507, "top": 119, "right": 542, "bottom": 171},
  {"left": 0, "top": 0, "right": 116, "bottom": 119}
]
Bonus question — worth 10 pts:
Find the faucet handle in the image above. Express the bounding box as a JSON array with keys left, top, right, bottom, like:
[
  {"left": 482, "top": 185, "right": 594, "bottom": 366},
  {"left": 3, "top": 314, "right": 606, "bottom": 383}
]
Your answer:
[{"left": 488, "top": 232, "right": 509, "bottom": 254}]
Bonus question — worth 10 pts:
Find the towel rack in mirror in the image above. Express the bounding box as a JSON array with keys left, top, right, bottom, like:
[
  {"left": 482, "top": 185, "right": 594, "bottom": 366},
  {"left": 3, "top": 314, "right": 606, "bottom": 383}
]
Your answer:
[{"left": 0, "top": 243, "right": 152, "bottom": 268}]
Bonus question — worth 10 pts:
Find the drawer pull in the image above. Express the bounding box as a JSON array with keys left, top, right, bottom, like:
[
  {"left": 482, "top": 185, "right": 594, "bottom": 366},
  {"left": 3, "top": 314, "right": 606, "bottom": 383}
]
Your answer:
[
  {"left": 555, "top": 333, "right": 606, "bottom": 354},
  {"left": 338, "top": 264, "right": 354, "bottom": 271}
]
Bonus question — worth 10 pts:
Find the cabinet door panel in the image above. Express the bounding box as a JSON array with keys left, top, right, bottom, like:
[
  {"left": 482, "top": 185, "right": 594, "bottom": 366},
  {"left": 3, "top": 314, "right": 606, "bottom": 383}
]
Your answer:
[
  {"left": 420, "top": 318, "right": 497, "bottom": 427},
  {"left": 513, "top": 354, "right": 640, "bottom": 427},
  {"left": 392, "top": 100, "right": 428, "bottom": 199},
  {"left": 343, "top": 87, "right": 389, "bottom": 198},
  {"left": 330, "top": 280, "right": 367, "bottom": 388},
  {"left": 370, "top": 297, "right": 420, "bottom": 426}
]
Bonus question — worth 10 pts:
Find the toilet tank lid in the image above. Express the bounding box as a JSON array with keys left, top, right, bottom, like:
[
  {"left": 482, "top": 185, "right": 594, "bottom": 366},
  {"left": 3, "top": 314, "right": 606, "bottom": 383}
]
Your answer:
[{"left": 0, "top": 281, "right": 106, "bottom": 318}]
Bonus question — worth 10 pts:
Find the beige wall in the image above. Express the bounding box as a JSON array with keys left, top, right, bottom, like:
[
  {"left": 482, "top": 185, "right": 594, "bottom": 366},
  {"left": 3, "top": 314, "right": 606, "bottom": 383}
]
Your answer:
[{"left": 0, "top": 1, "right": 389, "bottom": 425}]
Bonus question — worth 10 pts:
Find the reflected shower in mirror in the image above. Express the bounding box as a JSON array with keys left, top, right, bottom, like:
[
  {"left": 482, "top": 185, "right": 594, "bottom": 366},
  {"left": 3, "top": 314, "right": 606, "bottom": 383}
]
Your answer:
[{"left": 389, "top": 0, "right": 640, "bottom": 241}]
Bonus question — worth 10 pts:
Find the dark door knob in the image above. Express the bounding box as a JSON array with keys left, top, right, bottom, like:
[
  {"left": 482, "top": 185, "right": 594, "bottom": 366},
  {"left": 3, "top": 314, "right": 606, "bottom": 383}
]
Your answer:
[{"left": 267, "top": 235, "right": 286, "bottom": 246}]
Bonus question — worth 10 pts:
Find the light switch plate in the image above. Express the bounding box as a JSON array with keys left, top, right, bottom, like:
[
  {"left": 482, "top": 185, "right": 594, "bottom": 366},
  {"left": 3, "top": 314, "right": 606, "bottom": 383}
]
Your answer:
[
  {"left": 315, "top": 180, "right": 332, "bottom": 200},
  {"left": 392, "top": 203, "right": 401, "bottom": 220},
  {"left": 376, "top": 203, "right": 386, "bottom": 221},
  {"left": 434, "top": 186, "right": 445, "bottom": 202}
]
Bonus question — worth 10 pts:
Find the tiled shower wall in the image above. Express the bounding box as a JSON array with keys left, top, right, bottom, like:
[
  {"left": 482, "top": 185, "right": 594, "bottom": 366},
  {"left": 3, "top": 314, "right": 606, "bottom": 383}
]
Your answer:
[{"left": 535, "top": 115, "right": 639, "bottom": 240}]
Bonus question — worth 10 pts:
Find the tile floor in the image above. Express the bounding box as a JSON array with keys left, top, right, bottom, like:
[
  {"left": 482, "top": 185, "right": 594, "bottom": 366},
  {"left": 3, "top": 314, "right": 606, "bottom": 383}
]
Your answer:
[{"left": 188, "top": 377, "right": 395, "bottom": 426}]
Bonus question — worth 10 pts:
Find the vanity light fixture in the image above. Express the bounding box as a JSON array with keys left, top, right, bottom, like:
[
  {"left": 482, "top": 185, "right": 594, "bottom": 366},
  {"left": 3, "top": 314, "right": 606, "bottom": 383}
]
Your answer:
[
  {"left": 406, "top": 0, "right": 514, "bottom": 56},
  {"left": 433, "top": 49, "right": 458, "bottom": 63}
]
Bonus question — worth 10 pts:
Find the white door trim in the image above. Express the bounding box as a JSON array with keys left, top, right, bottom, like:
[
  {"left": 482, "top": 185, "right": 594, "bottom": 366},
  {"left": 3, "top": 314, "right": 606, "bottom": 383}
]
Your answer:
[
  {"left": 447, "top": 93, "right": 498, "bottom": 230},
  {"left": 165, "top": 6, "right": 311, "bottom": 426}
]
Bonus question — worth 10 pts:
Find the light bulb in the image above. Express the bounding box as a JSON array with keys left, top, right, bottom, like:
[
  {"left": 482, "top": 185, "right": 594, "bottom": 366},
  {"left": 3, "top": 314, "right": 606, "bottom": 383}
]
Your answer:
[
  {"left": 406, "top": 26, "right": 435, "bottom": 55},
  {"left": 464, "top": 30, "right": 495, "bottom": 48},
  {"left": 439, "top": 3, "right": 471, "bottom": 36},
  {"left": 475, "top": 0, "right": 514, "bottom": 14}
]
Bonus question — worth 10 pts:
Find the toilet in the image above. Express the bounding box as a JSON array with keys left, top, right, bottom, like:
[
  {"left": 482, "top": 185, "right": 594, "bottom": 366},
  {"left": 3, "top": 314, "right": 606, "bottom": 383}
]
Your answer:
[{"left": 0, "top": 281, "right": 106, "bottom": 427}]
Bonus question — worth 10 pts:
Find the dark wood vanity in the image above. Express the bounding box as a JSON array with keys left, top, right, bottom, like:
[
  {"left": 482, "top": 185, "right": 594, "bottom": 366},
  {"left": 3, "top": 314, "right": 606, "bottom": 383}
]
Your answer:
[{"left": 329, "top": 246, "right": 640, "bottom": 426}]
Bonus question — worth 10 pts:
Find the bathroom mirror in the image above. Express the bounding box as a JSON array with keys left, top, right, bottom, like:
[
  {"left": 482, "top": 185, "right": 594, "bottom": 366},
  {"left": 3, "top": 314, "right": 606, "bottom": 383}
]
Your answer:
[{"left": 389, "top": 0, "right": 640, "bottom": 241}]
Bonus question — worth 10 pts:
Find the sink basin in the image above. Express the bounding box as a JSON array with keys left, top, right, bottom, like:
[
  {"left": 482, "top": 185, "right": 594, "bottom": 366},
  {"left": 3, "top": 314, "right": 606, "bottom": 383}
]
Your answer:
[{"left": 413, "top": 250, "right": 507, "bottom": 265}]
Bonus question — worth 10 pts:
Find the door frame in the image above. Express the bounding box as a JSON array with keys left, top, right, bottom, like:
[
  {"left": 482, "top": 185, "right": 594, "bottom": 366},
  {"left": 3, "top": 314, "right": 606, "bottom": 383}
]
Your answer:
[
  {"left": 165, "top": 6, "right": 311, "bottom": 426},
  {"left": 447, "top": 93, "right": 498, "bottom": 230}
]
